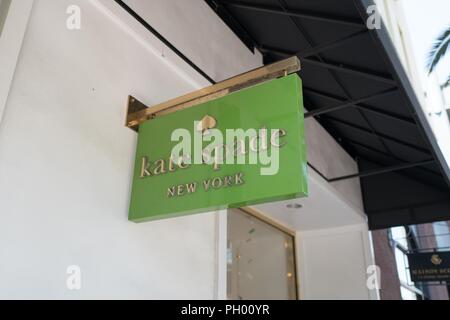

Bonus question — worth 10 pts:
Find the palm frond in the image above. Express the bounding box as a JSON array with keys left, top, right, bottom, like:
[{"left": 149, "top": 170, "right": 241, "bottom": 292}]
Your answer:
[
  {"left": 442, "top": 74, "right": 450, "bottom": 88},
  {"left": 427, "top": 26, "right": 450, "bottom": 74}
]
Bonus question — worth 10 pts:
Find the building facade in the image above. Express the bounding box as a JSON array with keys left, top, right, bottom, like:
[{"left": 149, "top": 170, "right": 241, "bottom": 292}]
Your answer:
[
  {"left": 0, "top": 0, "right": 448, "bottom": 300},
  {"left": 372, "top": 0, "right": 450, "bottom": 300}
]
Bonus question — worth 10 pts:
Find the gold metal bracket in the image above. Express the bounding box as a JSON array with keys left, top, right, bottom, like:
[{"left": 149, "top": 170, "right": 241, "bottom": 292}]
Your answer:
[{"left": 125, "top": 56, "right": 300, "bottom": 131}]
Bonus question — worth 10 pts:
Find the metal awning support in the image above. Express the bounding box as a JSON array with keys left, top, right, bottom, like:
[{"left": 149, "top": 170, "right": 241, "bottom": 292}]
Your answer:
[
  {"left": 260, "top": 46, "right": 396, "bottom": 85},
  {"left": 259, "top": 3, "right": 404, "bottom": 167},
  {"left": 325, "top": 115, "right": 431, "bottom": 155},
  {"left": 297, "top": 30, "right": 368, "bottom": 58},
  {"left": 219, "top": 0, "right": 364, "bottom": 27},
  {"left": 345, "top": 137, "right": 440, "bottom": 178},
  {"left": 303, "top": 87, "right": 414, "bottom": 124},
  {"left": 302, "top": 58, "right": 397, "bottom": 85},
  {"left": 304, "top": 88, "right": 398, "bottom": 118},
  {"left": 259, "top": 30, "right": 368, "bottom": 58},
  {"left": 328, "top": 159, "right": 436, "bottom": 182}
]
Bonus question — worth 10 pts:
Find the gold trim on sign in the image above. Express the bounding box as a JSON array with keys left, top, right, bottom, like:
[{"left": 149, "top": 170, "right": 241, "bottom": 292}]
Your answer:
[{"left": 125, "top": 56, "right": 301, "bottom": 131}]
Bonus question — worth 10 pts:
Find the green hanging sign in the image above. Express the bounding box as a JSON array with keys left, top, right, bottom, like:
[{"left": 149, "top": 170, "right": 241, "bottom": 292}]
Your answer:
[{"left": 129, "top": 74, "right": 308, "bottom": 222}]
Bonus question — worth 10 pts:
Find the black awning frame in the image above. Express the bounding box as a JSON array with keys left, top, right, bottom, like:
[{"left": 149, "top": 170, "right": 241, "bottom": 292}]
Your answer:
[
  {"left": 205, "top": 0, "right": 450, "bottom": 229},
  {"left": 355, "top": 0, "right": 450, "bottom": 187}
]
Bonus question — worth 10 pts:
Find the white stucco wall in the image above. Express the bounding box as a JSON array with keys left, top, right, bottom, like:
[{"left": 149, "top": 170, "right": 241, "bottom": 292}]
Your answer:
[
  {"left": 305, "top": 117, "right": 364, "bottom": 212},
  {"left": 297, "top": 223, "right": 378, "bottom": 300},
  {"left": 0, "top": 0, "right": 260, "bottom": 299},
  {"left": 0, "top": 0, "right": 370, "bottom": 300},
  {"left": 121, "top": 0, "right": 263, "bottom": 82}
]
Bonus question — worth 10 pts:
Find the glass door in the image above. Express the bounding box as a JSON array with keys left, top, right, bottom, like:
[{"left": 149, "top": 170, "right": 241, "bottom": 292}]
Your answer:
[{"left": 227, "top": 208, "right": 297, "bottom": 300}]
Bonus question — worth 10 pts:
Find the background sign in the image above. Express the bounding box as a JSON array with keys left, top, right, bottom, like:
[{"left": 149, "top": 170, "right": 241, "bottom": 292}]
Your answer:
[
  {"left": 129, "top": 74, "right": 308, "bottom": 222},
  {"left": 407, "top": 251, "right": 450, "bottom": 282}
]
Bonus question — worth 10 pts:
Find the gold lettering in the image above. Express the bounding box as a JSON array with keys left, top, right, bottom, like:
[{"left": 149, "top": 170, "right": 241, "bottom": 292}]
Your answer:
[
  {"left": 140, "top": 126, "right": 287, "bottom": 181},
  {"left": 168, "top": 157, "right": 176, "bottom": 172},
  {"left": 271, "top": 129, "right": 287, "bottom": 147},
  {"left": 259, "top": 127, "right": 268, "bottom": 151},
  {"left": 153, "top": 159, "right": 166, "bottom": 175},
  {"left": 140, "top": 156, "right": 152, "bottom": 178},
  {"left": 167, "top": 186, "right": 176, "bottom": 198},
  {"left": 167, "top": 183, "right": 197, "bottom": 198},
  {"left": 234, "top": 138, "right": 247, "bottom": 156},
  {"left": 203, "top": 179, "right": 212, "bottom": 191},
  {"left": 178, "top": 155, "right": 190, "bottom": 169},
  {"left": 224, "top": 176, "right": 233, "bottom": 187},
  {"left": 249, "top": 135, "right": 258, "bottom": 152},
  {"left": 202, "top": 148, "right": 212, "bottom": 165},
  {"left": 212, "top": 177, "right": 223, "bottom": 189},
  {"left": 212, "top": 145, "right": 223, "bottom": 171},
  {"left": 186, "top": 183, "right": 197, "bottom": 194},
  {"left": 234, "top": 172, "right": 244, "bottom": 185},
  {"left": 177, "top": 184, "right": 185, "bottom": 196}
]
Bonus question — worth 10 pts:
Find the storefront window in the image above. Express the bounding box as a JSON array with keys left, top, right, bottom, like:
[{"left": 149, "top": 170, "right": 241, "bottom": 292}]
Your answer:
[
  {"left": 227, "top": 209, "right": 297, "bottom": 300},
  {"left": 433, "top": 222, "right": 450, "bottom": 249},
  {"left": 390, "top": 227, "right": 423, "bottom": 300}
]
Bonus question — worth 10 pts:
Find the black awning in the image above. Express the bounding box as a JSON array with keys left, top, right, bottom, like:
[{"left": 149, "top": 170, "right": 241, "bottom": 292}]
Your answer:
[{"left": 206, "top": 0, "right": 450, "bottom": 230}]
